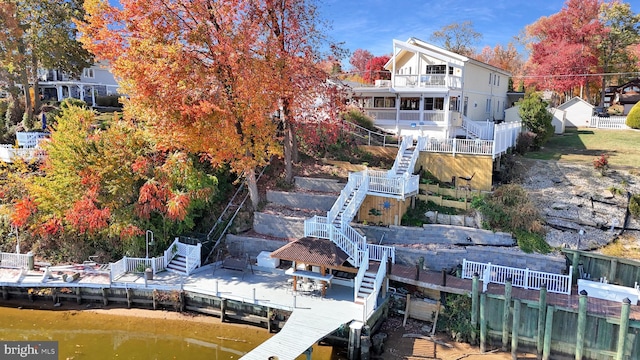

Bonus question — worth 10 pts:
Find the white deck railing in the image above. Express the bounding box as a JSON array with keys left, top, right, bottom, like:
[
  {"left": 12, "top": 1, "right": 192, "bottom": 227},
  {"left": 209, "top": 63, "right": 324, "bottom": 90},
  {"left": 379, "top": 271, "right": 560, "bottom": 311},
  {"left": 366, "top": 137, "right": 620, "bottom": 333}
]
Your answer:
[
  {"left": 390, "top": 135, "right": 412, "bottom": 175},
  {"left": 367, "top": 244, "right": 395, "bottom": 263},
  {"left": 361, "top": 250, "right": 388, "bottom": 321},
  {"left": 419, "top": 122, "right": 521, "bottom": 159},
  {"left": 16, "top": 132, "right": 49, "bottom": 148},
  {"left": 0, "top": 252, "right": 31, "bottom": 269},
  {"left": 463, "top": 119, "right": 494, "bottom": 140},
  {"left": 354, "top": 247, "right": 369, "bottom": 302},
  {"left": 462, "top": 259, "right": 572, "bottom": 295},
  {"left": 165, "top": 238, "right": 201, "bottom": 275},
  {"left": 589, "top": 116, "right": 628, "bottom": 129},
  {"left": 304, "top": 216, "right": 363, "bottom": 267}
]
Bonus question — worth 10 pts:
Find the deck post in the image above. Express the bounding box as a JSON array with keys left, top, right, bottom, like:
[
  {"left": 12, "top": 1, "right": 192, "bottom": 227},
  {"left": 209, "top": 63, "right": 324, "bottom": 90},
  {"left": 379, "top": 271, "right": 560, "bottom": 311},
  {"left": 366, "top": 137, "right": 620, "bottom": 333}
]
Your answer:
[
  {"left": 575, "top": 290, "right": 588, "bottom": 360},
  {"left": 610, "top": 259, "right": 618, "bottom": 282},
  {"left": 480, "top": 293, "right": 487, "bottom": 353},
  {"left": 75, "top": 287, "right": 82, "bottom": 305},
  {"left": 303, "top": 346, "right": 313, "bottom": 360},
  {"left": 542, "top": 305, "right": 554, "bottom": 360},
  {"left": 537, "top": 284, "right": 547, "bottom": 359},
  {"left": 152, "top": 290, "right": 157, "bottom": 310},
  {"left": 51, "top": 287, "right": 57, "bottom": 304},
  {"left": 502, "top": 278, "right": 512, "bottom": 351},
  {"left": 348, "top": 321, "right": 364, "bottom": 360},
  {"left": 615, "top": 298, "right": 631, "bottom": 360},
  {"left": 267, "top": 308, "right": 273, "bottom": 333},
  {"left": 572, "top": 251, "right": 580, "bottom": 281},
  {"left": 101, "top": 288, "right": 108, "bottom": 306},
  {"left": 471, "top": 273, "right": 479, "bottom": 344},
  {"left": 220, "top": 299, "right": 227, "bottom": 323},
  {"left": 511, "top": 299, "right": 521, "bottom": 360}
]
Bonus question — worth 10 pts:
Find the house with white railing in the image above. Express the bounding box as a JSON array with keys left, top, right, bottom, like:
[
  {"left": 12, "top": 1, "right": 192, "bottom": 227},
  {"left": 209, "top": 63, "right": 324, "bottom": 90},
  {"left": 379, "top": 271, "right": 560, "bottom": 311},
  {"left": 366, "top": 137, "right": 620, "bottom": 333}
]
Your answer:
[
  {"left": 37, "top": 61, "right": 119, "bottom": 107},
  {"left": 351, "top": 37, "right": 513, "bottom": 140}
]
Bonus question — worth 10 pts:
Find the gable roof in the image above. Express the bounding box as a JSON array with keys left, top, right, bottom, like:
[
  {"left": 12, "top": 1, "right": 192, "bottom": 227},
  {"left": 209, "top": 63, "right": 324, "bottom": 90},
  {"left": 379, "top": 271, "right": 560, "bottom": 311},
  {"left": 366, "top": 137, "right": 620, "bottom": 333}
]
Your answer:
[
  {"left": 270, "top": 237, "right": 350, "bottom": 268},
  {"left": 557, "top": 96, "right": 594, "bottom": 110},
  {"left": 385, "top": 37, "right": 511, "bottom": 76}
]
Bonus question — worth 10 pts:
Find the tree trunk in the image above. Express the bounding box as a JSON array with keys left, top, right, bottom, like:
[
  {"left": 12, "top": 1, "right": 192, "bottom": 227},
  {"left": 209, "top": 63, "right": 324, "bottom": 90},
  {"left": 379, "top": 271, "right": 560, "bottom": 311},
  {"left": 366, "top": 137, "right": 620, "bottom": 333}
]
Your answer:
[
  {"left": 31, "top": 53, "right": 41, "bottom": 114},
  {"left": 291, "top": 120, "right": 299, "bottom": 163},
  {"left": 282, "top": 104, "right": 293, "bottom": 183},
  {"left": 245, "top": 167, "right": 260, "bottom": 211},
  {"left": 20, "top": 67, "right": 32, "bottom": 122}
]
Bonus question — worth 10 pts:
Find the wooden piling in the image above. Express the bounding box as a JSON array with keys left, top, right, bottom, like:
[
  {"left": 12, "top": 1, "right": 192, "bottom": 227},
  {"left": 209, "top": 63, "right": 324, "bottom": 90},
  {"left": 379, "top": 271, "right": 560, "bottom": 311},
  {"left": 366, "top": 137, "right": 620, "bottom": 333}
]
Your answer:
[
  {"left": 126, "top": 288, "right": 133, "bottom": 309},
  {"left": 51, "top": 287, "right": 57, "bottom": 304},
  {"left": 2, "top": 286, "right": 8, "bottom": 300},
  {"left": 616, "top": 298, "right": 631, "bottom": 360},
  {"left": 102, "top": 288, "right": 109, "bottom": 306},
  {"left": 471, "top": 273, "right": 479, "bottom": 345},
  {"left": 610, "top": 259, "right": 618, "bottom": 282},
  {"left": 575, "top": 290, "right": 588, "bottom": 360},
  {"left": 179, "top": 291, "right": 185, "bottom": 312},
  {"left": 152, "top": 291, "right": 157, "bottom": 310},
  {"left": 572, "top": 251, "right": 580, "bottom": 280},
  {"left": 537, "top": 284, "right": 547, "bottom": 359},
  {"left": 542, "top": 305, "right": 554, "bottom": 360},
  {"left": 220, "top": 299, "right": 227, "bottom": 323},
  {"left": 267, "top": 308, "right": 273, "bottom": 333},
  {"left": 511, "top": 299, "right": 521, "bottom": 360},
  {"left": 502, "top": 278, "right": 512, "bottom": 351},
  {"left": 75, "top": 287, "right": 82, "bottom": 305},
  {"left": 480, "top": 293, "right": 487, "bottom": 353}
]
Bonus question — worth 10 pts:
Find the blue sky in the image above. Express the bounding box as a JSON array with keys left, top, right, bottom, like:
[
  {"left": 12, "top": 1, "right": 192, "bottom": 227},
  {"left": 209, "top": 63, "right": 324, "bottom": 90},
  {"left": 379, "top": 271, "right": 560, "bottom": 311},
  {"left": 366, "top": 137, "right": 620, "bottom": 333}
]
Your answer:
[{"left": 320, "top": 0, "right": 569, "bottom": 61}]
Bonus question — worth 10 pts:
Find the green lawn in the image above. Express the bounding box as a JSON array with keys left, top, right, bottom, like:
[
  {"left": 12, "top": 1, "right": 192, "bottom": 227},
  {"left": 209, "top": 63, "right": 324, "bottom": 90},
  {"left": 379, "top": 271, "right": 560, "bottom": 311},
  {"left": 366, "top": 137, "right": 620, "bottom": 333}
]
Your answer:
[{"left": 525, "top": 127, "right": 640, "bottom": 170}]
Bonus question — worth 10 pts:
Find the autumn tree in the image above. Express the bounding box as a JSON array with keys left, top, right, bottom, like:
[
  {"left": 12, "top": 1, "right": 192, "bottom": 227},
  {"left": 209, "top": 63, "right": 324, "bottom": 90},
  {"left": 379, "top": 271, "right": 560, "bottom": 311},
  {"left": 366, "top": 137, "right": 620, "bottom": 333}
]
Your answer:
[
  {"left": 598, "top": 1, "right": 640, "bottom": 106},
  {"left": 363, "top": 55, "right": 391, "bottom": 84},
  {"left": 523, "top": 0, "right": 605, "bottom": 98},
  {"left": 0, "top": 0, "right": 92, "bottom": 122},
  {"left": 12, "top": 105, "right": 217, "bottom": 259},
  {"left": 80, "top": 0, "right": 284, "bottom": 210},
  {"left": 250, "top": 0, "right": 343, "bottom": 183},
  {"left": 430, "top": 20, "right": 482, "bottom": 57},
  {"left": 349, "top": 49, "right": 373, "bottom": 76},
  {"left": 475, "top": 42, "right": 524, "bottom": 90}
]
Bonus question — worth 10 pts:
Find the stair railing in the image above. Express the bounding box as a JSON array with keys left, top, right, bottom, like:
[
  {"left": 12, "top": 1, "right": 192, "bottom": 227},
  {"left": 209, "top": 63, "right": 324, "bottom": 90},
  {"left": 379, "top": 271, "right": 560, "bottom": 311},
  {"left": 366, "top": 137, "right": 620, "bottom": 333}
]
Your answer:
[
  {"left": 353, "top": 247, "right": 370, "bottom": 301},
  {"left": 389, "top": 135, "right": 412, "bottom": 176}
]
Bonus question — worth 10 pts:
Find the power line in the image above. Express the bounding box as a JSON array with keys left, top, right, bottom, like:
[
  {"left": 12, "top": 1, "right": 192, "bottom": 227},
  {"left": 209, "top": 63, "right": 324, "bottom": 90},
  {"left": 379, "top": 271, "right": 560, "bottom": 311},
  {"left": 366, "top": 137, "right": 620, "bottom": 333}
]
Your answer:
[{"left": 514, "top": 71, "right": 640, "bottom": 79}]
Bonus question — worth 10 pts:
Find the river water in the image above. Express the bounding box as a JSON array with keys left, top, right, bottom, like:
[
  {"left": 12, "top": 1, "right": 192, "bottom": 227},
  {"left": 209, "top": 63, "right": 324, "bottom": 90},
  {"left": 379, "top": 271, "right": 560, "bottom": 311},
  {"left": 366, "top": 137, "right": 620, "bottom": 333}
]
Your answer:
[{"left": 0, "top": 306, "right": 338, "bottom": 359}]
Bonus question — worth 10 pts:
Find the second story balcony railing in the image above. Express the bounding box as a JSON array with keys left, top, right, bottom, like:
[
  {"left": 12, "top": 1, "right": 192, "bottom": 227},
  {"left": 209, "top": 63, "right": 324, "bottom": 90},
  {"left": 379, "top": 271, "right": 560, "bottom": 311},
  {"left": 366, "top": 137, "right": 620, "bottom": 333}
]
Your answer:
[{"left": 393, "top": 74, "right": 462, "bottom": 89}]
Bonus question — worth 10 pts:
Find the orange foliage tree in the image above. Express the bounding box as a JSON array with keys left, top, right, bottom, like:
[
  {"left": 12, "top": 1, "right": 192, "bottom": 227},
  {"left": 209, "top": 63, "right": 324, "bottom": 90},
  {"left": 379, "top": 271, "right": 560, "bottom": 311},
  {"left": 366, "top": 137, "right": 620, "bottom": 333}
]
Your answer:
[{"left": 79, "top": 0, "right": 345, "bottom": 205}]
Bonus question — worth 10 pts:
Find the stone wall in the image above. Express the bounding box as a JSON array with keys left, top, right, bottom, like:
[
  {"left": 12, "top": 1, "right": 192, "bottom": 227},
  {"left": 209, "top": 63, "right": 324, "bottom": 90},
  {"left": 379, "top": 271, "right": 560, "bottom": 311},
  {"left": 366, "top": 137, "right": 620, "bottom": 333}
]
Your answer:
[
  {"left": 266, "top": 190, "right": 337, "bottom": 211},
  {"left": 294, "top": 176, "right": 344, "bottom": 193},
  {"left": 395, "top": 246, "right": 566, "bottom": 273},
  {"left": 225, "top": 234, "right": 288, "bottom": 258},
  {"left": 253, "top": 212, "right": 304, "bottom": 239},
  {"left": 354, "top": 224, "right": 515, "bottom": 247}
]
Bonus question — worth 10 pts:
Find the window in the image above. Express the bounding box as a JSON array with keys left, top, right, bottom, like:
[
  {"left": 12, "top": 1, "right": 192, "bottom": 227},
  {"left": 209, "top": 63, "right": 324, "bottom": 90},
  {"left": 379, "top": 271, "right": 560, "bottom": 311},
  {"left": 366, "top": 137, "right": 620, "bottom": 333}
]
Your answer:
[
  {"left": 374, "top": 97, "right": 395, "bottom": 108},
  {"left": 424, "top": 97, "right": 444, "bottom": 111},
  {"left": 449, "top": 96, "right": 459, "bottom": 111},
  {"left": 400, "top": 97, "right": 420, "bottom": 110},
  {"left": 497, "top": 76, "right": 500, "bottom": 87},
  {"left": 425, "top": 65, "right": 446, "bottom": 74},
  {"left": 463, "top": 97, "right": 468, "bottom": 116},
  {"left": 485, "top": 99, "right": 491, "bottom": 113},
  {"left": 83, "top": 68, "right": 94, "bottom": 78},
  {"left": 493, "top": 75, "right": 496, "bottom": 86},
  {"left": 489, "top": 74, "right": 492, "bottom": 84}
]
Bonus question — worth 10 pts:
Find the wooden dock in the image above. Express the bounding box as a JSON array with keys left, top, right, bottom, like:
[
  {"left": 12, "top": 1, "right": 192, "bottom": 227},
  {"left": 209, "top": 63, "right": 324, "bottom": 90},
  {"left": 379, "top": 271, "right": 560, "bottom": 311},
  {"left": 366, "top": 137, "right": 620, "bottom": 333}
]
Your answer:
[{"left": 240, "top": 303, "right": 360, "bottom": 360}]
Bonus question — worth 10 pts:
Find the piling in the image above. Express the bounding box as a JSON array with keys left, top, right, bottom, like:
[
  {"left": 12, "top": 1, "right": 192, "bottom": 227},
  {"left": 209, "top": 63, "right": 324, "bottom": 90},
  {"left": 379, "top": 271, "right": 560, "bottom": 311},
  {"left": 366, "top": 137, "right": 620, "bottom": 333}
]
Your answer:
[
  {"left": 537, "top": 284, "right": 547, "bottom": 359},
  {"left": 511, "top": 299, "right": 521, "bottom": 360},
  {"left": 480, "top": 293, "right": 487, "bottom": 353},
  {"left": 2, "top": 286, "right": 8, "bottom": 300},
  {"left": 542, "top": 305, "right": 554, "bottom": 360},
  {"left": 126, "top": 288, "right": 133, "bottom": 309},
  {"left": 102, "top": 288, "right": 109, "bottom": 306},
  {"left": 502, "top": 278, "right": 512, "bottom": 351},
  {"left": 220, "top": 299, "right": 227, "bottom": 322},
  {"left": 51, "top": 287, "right": 57, "bottom": 304},
  {"left": 471, "top": 273, "right": 479, "bottom": 344},
  {"left": 575, "top": 290, "right": 588, "bottom": 360},
  {"left": 348, "top": 321, "right": 364, "bottom": 360},
  {"left": 616, "top": 298, "right": 631, "bottom": 360},
  {"left": 75, "top": 287, "right": 82, "bottom": 305}
]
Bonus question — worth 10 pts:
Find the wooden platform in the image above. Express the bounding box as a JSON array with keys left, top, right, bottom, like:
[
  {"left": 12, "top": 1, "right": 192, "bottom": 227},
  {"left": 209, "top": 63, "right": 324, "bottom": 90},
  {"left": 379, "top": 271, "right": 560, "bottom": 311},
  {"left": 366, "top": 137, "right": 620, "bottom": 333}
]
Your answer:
[{"left": 240, "top": 301, "right": 360, "bottom": 360}]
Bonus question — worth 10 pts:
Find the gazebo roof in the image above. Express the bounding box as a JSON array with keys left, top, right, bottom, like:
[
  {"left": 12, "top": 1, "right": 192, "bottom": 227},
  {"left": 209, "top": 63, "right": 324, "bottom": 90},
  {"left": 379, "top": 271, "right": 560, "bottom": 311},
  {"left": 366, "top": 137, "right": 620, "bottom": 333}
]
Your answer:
[{"left": 270, "top": 237, "right": 350, "bottom": 268}]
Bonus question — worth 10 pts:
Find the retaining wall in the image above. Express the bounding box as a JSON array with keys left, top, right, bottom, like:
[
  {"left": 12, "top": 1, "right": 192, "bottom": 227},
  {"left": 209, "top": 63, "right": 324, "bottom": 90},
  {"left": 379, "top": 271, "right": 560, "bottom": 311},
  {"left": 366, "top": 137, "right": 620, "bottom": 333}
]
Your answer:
[
  {"left": 353, "top": 224, "right": 515, "bottom": 247},
  {"left": 253, "top": 212, "right": 305, "bottom": 240},
  {"left": 266, "top": 190, "right": 337, "bottom": 211},
  {"left": 294, "top": 176, "right": 344, "bottom": 193},
  {"left": 226, "top": 234, "right": 288, "bottom": 259}
]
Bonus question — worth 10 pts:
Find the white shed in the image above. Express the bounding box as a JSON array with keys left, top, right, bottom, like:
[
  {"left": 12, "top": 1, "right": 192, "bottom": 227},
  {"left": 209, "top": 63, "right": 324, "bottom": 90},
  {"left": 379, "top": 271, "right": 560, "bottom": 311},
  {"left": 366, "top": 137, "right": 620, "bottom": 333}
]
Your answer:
[
  {"left": 548, "top": 108, "right": 566, "bottom": 134},
  {"left": 504, "top": 105, "right": 522, "bottom": 123},
  {"left": 557, "top": 97, "right": 594, "bottom": 128}
]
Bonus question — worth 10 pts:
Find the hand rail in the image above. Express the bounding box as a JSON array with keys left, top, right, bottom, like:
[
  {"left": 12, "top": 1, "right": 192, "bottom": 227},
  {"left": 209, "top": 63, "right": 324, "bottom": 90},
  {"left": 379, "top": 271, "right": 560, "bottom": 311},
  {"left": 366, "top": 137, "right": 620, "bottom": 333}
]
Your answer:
[{"left": 354, "top": 247, "right": 370, "bottom": 301}]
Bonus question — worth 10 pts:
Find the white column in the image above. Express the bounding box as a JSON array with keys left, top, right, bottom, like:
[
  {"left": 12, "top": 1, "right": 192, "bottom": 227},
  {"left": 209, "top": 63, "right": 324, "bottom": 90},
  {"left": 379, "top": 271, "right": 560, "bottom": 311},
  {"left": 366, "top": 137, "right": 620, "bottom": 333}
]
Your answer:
[
  {"left": 91, "top": 86, "right": 96, "bottom": 107},
  {"left": 395, "top": 94, "right": 400, "bottom": 134},
  {"left": 56, "top": 85, "right": 63, "bottom": 101},
  {"left": 444, "top": 95, "right": 451, "bottom": 137}
]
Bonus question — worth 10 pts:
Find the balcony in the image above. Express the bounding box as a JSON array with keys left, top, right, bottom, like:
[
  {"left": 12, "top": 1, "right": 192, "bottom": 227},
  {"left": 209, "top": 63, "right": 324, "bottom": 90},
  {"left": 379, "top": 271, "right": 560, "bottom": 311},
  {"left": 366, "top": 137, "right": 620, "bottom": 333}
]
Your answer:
[{"left": 393, "top": 74, "right": 462, "bottom": 89}]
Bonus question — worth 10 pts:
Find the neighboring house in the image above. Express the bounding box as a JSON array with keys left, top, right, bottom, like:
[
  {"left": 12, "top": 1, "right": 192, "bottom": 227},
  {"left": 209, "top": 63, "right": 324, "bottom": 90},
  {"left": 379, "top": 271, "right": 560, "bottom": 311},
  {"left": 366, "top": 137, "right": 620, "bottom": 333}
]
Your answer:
[
  {"left": 350, "top": 37, "right": 511, "bottom": 139},
  {"left": 604, "top": 78, "right": 640, "bottom": 115},
  {"left": 556, "top": 96, "right": 594, "bottom": 128},
  {"left": 37, "top": 61, "right": 119, "bottom": 107}
]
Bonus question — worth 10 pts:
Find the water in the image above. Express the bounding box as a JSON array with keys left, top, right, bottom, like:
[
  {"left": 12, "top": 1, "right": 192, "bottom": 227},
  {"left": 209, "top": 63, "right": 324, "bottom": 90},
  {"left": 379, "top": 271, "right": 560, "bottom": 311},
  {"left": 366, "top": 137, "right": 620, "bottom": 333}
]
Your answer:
[{"left": 0, "top": 306, "right": 337, "bottom": 359}]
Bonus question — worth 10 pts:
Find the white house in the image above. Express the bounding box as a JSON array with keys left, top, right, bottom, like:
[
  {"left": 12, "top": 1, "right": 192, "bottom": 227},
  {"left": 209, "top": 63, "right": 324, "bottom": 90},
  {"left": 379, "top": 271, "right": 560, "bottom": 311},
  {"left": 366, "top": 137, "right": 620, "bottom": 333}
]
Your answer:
[
  {"left": 556, "top": 96, "right": 594, "bottom": 128},
  {"left": 351, "top": 37, "right": 511, "bottom": 140},
  {"left": 37, "top": 61, "right": 119, "bottom": 107}
]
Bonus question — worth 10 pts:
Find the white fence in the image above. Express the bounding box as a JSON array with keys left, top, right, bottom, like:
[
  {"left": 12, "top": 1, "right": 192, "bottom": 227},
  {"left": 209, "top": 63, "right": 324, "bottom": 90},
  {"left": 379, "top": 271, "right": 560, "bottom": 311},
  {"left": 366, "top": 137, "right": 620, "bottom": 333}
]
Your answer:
[
  {"left": 110, "top": 255, "right": 167, "bottom": 282},
  {"left": 462, "top": 259, "right": 572, "bottom": 295},
  {"left": 0, "top": 252, "right": 32, "bottom": 269},
  {"left": 589, "top": 116, "right": 628, "bottom": 129}
]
